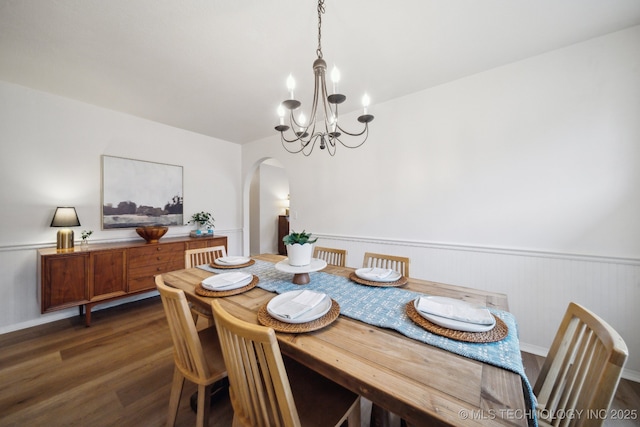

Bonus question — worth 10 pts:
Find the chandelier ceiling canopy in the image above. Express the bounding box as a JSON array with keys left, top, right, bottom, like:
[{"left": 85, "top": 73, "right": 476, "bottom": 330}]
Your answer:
[{"left": 274, "top": 0, "right": 374, "bottom": 156}]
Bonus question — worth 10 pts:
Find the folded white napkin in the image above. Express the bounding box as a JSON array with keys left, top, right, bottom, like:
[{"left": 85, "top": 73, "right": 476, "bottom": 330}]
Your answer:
[
  {"left": 215, "top": 256, "right": 248, "bottom": 265},
  {"left": 417, "top": 297, "right": 494, "bottom": 325},
  {"left": 271, "top": 290, "right": 327, "bottom": 319},
  {"left": 202, "top": 272, "right": 251, "bottom": 290},
  {"left": 361, "top": 268, "right": 394, "bottom": 280}
]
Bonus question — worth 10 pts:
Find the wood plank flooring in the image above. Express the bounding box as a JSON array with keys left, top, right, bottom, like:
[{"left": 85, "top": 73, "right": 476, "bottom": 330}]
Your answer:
[{"left": 0, "top": 297, "right": 637, "bottom": 426}]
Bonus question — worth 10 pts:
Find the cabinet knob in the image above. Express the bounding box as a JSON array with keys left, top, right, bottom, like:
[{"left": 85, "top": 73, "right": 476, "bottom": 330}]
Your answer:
[
  {"left": 157, "top": 256, "right": 161, "bottom": 261},
  {"left": 157, "top": 247, "right": 162, "bottom": 251},
  {"left": 157, "top": 267, "right": 162, "bottom": 271}
]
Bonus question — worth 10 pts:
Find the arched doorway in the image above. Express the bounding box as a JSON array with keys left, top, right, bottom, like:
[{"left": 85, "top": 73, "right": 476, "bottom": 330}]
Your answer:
[{"left": 246, "top": 158, "right": 289, "bottom": 256}]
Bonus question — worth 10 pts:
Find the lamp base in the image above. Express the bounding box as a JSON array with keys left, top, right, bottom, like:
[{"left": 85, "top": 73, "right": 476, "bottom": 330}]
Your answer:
[{"left": 57, "top": 229, "right": 75, "bottom": 251}]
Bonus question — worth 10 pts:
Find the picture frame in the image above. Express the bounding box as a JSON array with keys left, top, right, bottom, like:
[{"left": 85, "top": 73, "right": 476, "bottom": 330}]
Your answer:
[{"left": 101, "top": 155, "right": 183, "bottom": 229}]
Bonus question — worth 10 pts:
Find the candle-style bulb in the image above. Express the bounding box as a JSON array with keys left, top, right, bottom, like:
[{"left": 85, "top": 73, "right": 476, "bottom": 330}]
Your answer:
[
  {"left": 362, "top": 93, "right": 370, "bottom": 114},
  {"left": 277, "top": 104, "right": 285, "bottom": 125},
  {"left": 331, "top": 66, "right": 340, "bottom": 93},
  {"left": 287, "top": 74, "right": 295, "bottom": 99}
]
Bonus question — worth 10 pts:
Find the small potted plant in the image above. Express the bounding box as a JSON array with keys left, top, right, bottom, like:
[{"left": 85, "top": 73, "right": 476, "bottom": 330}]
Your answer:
[
  {"left": 187, "top": 211, "right": 215, "bottom": 236},
  {"left": 282, "top": 230, "right": 318, "bottom": 266},
  {"left": 80, "top": 230, "right": 93, "bottom": 248}
]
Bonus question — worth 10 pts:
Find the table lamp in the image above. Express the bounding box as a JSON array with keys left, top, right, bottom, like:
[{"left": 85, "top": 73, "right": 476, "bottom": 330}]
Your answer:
[{"left": 50, "top": 207, "right": 81, "bottom": 251}]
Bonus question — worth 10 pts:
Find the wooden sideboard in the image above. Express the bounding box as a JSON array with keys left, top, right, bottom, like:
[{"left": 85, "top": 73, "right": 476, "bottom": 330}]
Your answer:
[{"left": 38, "top": 235, "right": 227, "bottom": 326}]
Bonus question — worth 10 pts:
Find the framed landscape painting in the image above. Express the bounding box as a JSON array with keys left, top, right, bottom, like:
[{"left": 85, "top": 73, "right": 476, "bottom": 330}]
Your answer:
[{"left": 101, "top": 155, "right": 183, "bottom": 229}]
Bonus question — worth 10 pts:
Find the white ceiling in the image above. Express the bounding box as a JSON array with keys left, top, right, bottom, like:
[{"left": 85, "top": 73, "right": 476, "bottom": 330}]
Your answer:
[{"left": 1, "top": 0, "right": 639, "bottom": 144}]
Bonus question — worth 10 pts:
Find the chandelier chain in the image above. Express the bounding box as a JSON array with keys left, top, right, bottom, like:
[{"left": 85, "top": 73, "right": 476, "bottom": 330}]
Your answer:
[{"left": 316, "top": 0, "right": 325, "bottom": 58}]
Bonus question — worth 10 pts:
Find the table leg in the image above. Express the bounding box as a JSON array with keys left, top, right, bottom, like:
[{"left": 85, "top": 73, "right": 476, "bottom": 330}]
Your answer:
[{"left": 370, "top": 403, "right": 392, "bottom": 427}]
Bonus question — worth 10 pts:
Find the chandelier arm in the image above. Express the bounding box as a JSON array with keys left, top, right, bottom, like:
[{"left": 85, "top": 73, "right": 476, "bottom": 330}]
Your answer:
[
  {"left": 301, "top": 134, "right": 323, "bottom": 156},
  {"left": 280, "top": 136, "right": 308, "bottom": 154},
  {"left": 336, "top": 122, "right": 369, "bottom": 138},
  {"left": 319, "top": 75, "right": 336, "bottom": 134},
  {"left": 280, "top": 133, "right": 321, "bottom": 155},
  {"left": 333, "top": 126, "right": 370, "bottom": 149}
]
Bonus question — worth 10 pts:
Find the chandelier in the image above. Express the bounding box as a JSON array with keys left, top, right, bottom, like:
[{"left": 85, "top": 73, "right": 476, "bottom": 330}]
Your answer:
[{"left": 274, "top": 0, "right": 374, "bottom": 156}]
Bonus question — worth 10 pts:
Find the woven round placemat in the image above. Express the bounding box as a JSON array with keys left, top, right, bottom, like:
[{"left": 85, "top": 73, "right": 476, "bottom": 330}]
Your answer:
[
  {"left": 257, "top": 299, "right": 340, "bottom": 333},
  {"left": 348, "top": 272, "right": 408, "bottom": 287},
  {"left": 405, "top": 301, "right": 508, "bottom": 343},
  {"left": 195, "top": 275, "right": 259, "bottom": 297},
  {"left": 209, "top": 259, "right": 256, "bottom": 269}
]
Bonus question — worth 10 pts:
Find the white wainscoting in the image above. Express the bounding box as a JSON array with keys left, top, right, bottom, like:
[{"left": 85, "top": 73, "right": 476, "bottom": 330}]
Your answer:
[
  {"left": 314, "top": 233, "right": 640, "bottom": 381},
  {"left": 0, "top": 229, "right": 243, "bottom": 335}
]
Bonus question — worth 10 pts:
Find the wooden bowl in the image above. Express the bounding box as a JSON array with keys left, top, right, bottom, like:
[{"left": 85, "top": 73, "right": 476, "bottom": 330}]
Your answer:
[{"left": 135, "top": 226, "right": 168, "bottom": 243}]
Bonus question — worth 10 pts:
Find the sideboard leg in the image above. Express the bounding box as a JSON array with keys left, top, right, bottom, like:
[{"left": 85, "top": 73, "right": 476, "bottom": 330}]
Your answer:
[{"left": 84, "top": 305, "right": 92, "bottom": 327}]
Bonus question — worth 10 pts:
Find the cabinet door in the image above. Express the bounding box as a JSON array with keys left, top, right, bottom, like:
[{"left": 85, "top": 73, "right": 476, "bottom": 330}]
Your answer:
[
  {"left": 91, "top": 249, "right": 127, "bottom": 300},
  {"left": 42, "top": 254, "right": 89, "bottom": 312}
]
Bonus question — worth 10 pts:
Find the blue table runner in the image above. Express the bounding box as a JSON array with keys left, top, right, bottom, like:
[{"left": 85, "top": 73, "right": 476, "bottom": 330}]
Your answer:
[{"left": 200, "top": 260, "right": 537, "bottom": 426}]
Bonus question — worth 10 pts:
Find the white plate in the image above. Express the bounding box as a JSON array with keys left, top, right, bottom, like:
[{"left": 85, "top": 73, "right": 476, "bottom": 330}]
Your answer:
[
  {"left": 267, "top": 290, "right": 332, "bottom": 324},
  {"left": 355, "top": 268, "right": 402, "bottom": 282},
  {"left": 414, "top": 297, "right": 496, "bottom": 333},
  {"left": 214, "top": 256, "right": 251, "bottom": 266},
  {"left": 201, "top": 272, "right": 253, "bottom": 291}
]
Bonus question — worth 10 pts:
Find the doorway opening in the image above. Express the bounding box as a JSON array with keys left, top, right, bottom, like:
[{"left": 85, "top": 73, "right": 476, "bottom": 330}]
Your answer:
[{"left": 247, "top": 158, "right": 289, "bottom": 256}]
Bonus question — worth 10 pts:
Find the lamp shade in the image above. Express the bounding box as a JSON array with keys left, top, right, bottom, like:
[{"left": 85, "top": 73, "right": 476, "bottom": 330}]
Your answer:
[{"left": 50, "top": 207, "right": 81, "bottom": 227}]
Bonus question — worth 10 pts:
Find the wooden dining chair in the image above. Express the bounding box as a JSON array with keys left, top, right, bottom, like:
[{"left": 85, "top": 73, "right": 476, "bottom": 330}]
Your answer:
[
  {"left": 210, "top": 299, "right": 361, "bottom": 427},
  {"left": 185, "top": 245, "right": 227, "bottom": 326},
  {"left": 533, "top": 302, "right": 628, "bottom": 427},
  {"left": 156, "top": 276, "right": 228, "bottom": 427},
  {"left": 362, "top": 252, "right": 410, "bottom": 277},
  {"left": 313, "top": 246, "right": 347, "bottom": 267},
  {"left": 185, "top": 245, "right": 227, "bottom": 268}
]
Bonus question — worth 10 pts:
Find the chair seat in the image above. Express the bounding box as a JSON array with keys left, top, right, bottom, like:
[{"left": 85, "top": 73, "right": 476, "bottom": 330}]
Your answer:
[{"left": 284, "top": 355, "right": 360, "bottom": 427}]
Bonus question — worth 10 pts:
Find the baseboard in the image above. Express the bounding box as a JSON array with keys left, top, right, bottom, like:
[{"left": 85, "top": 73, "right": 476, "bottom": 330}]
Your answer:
[
  {"left": 520, "top": 342, "right": 640, "bottom": 384},
  {"left": 0, "top": 292, "right": 158, "bottom": 335}
]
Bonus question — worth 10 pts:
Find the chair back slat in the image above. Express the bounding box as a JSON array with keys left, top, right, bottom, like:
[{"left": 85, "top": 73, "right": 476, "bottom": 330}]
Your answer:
[
  {"left": 533, "top": 302, "right": 628, "bottom": 427},
  {"left": 313, "top": 246, "right": 347, "bottom": 267},
  {"left": 185, "top": 245, "right": 227, "bottom": 268},
  {"left": 212, "top": 300, "right": 300, "bottom": 427},
  {"left": 362, "top": 252, "right": 410, "bottom": 277},
  {"left": 156, "top": 277, "right": 212, "bottom": 381}
]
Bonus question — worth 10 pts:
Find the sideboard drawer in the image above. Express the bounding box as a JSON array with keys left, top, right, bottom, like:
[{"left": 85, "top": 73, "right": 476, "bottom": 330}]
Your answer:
[
  {"left": 128, "top": 243, "right": 184, "bottom": 269},
  {"left": 129, "top": 259, "right": 185, "bottom": 280},
  {"left": 128, "top": 259, "right": 185, "bottom": 292}
]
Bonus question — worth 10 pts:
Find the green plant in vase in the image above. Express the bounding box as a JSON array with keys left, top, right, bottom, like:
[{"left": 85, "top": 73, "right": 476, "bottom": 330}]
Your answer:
[
  {"left": 283, "top": 230, "right": 317, "bottom": 266},
  {"left": 282, "top": 230, "right": 317, "bottom": 245},
  {"left": 187, "top": 211, "right": 215, "bottom": 236},
  {"left": 80, "top": 230, "right": 93, "bottom": 248}
]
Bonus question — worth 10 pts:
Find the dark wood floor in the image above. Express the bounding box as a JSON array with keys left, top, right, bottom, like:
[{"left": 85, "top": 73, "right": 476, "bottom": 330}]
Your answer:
[{"left": 0, "top": 297, "right": 638, "bottom": 426}]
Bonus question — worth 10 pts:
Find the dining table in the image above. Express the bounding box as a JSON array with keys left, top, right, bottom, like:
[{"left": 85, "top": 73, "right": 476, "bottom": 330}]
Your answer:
[{"left": 161, "top": 253, "right": 534, "bottom": 427}]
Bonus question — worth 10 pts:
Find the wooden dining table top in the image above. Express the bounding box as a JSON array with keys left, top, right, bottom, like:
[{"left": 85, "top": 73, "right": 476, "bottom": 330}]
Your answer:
[{"left": 161, "top": 253, "right": 529, "bottom": 427}]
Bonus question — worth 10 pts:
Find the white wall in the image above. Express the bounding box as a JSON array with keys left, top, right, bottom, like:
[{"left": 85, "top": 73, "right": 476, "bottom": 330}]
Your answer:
[
  {"left": 0, "top": 81, "right": 243, "bottom": 332},
  {"left": 257, "top": 162, "right": 289, "bottom": 255},
  {"left": 242, "top": 26, "right": 640, "bottom": 377}
]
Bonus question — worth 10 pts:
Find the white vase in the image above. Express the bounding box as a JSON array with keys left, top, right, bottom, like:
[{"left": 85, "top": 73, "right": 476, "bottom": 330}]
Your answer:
[{"left": 286, "top": 243, "right": 314, "bottom": 266}]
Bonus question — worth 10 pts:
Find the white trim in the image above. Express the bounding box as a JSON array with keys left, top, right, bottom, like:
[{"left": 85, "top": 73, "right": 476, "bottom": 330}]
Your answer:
[
  {"left": 0, "top": 228, "right": 243, "bottom": 252},
  {"left": 315, "top": 233, "right": 640, "bottom": 266},
  {"left": 0, "top": 292, "right": 158, "bottom": 335}
]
